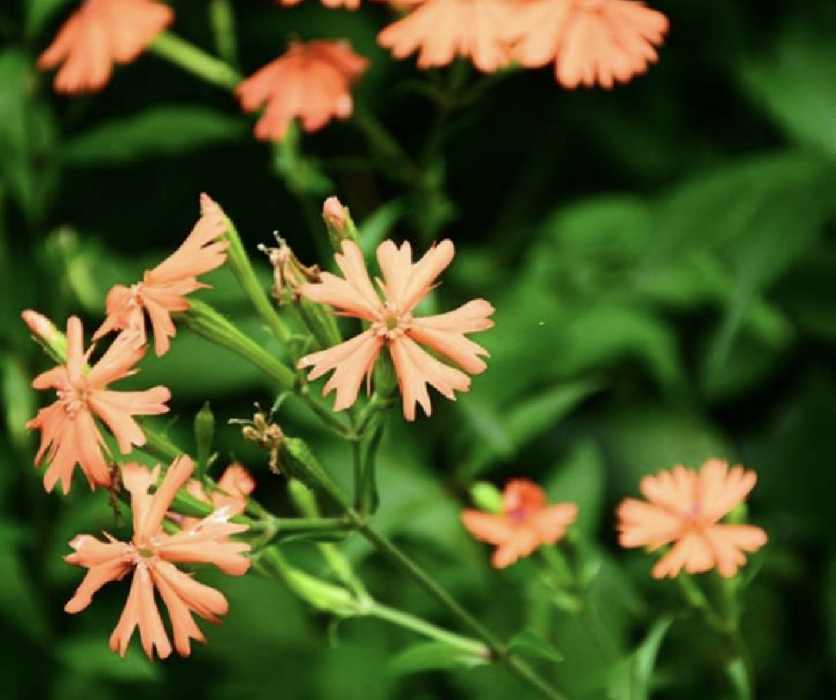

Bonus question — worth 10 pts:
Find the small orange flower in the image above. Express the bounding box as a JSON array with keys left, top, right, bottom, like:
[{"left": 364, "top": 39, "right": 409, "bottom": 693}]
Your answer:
[
  {"left": 235, "top": 40, "right": 369, "bottom": 142},
  {"left": 38, "top": 0, "right": 173, "bottom": 94},
  {"left": 378, "top": 0, "right": 515, "bottom": 72},
  {"left": 94, "top": 194, "right": 229, "bottom": 356},
  {"left": 177, "top": 464, "right": 255, "bottom": 531},
  {"left": 461, "top": 479, "right": 578, "bottom": 568},
  {"left": 27, "top": 318, "right": 170, "bottom": 495},
  {"left": 65, "top": 456, "right": 250, "bottom": 659},
  {"left": 297, "top": 239, "right": 494, "bottom": 420},
  {"left": 616, "top": 459, "right": 768, "bottom": 579},
  {"left": 507, "top": 0, "right": 668, "bottom": 88}
]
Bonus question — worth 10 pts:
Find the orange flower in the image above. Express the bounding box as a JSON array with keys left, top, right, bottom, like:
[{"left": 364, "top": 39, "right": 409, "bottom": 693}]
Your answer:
[
  {"left": 235, "top": 41, "right": 368, "bottom": 142},
  {"left": 38, "top": 0, "right": 173, "bottom": 94},
  {"left": 278, "top": 0, "right": 363, "bottom": 8},
  {"left": 177, "top": 464, "right": 255, "bottom": 531},
  {"left": 298, "top": 239, "right": 494, "bottom": 420},
  {"left": 94, "top": 194, "right": 229, "bottom": 356},
  {"left": 65, "top": 456, "right": 250, "bottom": 659},
  {"left": 616, "top": 459, "right": 768, "bottom": 579},
  {"left": 27, "top": 318, "right": 170, "bottom": 495},
  {"left": 378, "top": 0, "right": 515, "bottom": 72},
  {"left": 461, "top": 479, "right": 578, "bottom": 568},
  {"left": 506, "top": 0, "right": 668, "bottom": 88}
]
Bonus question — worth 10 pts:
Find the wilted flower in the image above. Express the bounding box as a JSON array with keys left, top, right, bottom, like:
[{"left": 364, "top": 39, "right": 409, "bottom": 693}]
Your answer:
[
  {"left": 38, "top": 0, "right": 173, "bottom": 93},
  {"left": 27, "top": 317, "right": 170, "bottom": 494},
  {"left": 94, "top": 194, "right": 229, "bottom": 356},
  {"left": 461, "top": 479, "right": 578, "bottom": 568},
  {"left": 616, "top": 459, "right": 768, "bottom": 578},
  {"left": 65, "top": 456, "right": 250, "bottom": 659},
  {"left": 235, "top": 40, "right": 369, "bottom": 141},
  {"left": 378, "top": 0, "right": 515, "bottom": 72},
  {"left": 507, "top": 0, "right": 668, "bottom": 88},
  {"left": 297, "top": 239, "right": 494, "bottom": 420}
]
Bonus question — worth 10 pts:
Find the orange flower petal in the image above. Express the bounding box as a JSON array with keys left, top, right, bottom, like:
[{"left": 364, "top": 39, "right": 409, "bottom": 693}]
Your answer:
[{"left": 461, "top": 510, "right": 514, "bottom": 545}]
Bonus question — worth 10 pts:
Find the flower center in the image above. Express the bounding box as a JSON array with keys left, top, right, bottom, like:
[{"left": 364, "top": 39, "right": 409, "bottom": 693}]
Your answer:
[
  {"left": 128, "top": 282, "right": 144, "bottom": 307},
  {"left": 684, "top": 502, "right": 702, "bottom": 523},
  {"left": 57, "top": 383, "right": 89, "bottom": 418},
  {"left": 373, "top": 302, "right": 412, "bottom": 340},
  {"left": 507, "top": 506, "right": 528, "bottom": 523}
]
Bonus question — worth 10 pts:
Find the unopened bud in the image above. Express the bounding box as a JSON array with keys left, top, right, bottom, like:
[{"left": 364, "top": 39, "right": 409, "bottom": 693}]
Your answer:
[
  {"left": 470, "top": 482, "right": 503, "bottom": 514},
  {"left": 194, "top": 402, "right": 215, "bottom": 479},
  {"left": 322, "top": 196, "right": 359, "bottom": 248},
  {"left": 22, "top": 309, "right": 66, "bottom": 362}
]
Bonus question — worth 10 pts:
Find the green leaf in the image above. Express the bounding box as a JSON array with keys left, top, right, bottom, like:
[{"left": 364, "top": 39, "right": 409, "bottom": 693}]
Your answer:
[
  {"left": 0, "top": 550, "right": 49, "bottom": 645},
  {"left": 26, "top": 0, "right": 75, "bottom": 34},
  {"left": 61, "top": 107, "right": 247, "bottom": 165},
  {"left": 390, "top": 641, "right": 488, "bottom": 676},
  {"left": 727, "top": 657, "right": 752, "bottom": 700},
  {"left": 609, "top": 616, "right": 673, "bottom": 700},
  {"left": 56, "top": 636, "right": 159, "bottom": 681},
  {"left": 508, "top": 629, "right": 563, "bottom": 663},
  {"left": 546, "top": 441, "right": 606, "bottom": 534},
  {"left": 738, "top": 31, "right": 836, "bottom": 158}
]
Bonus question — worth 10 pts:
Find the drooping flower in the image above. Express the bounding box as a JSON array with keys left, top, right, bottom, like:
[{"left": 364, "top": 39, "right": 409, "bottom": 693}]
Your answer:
[
  {"left": 27, "top": 317, "right": 170, "bottom": 495},
  {"left": 616, "top": 459, "right": 768, "bottom": 579},
  {"left": 506, "top": 0, "right": 668, "bottom": 88},
  {"left": 378, "top": 0, "right": 516, "bottom": 72},
  {"left": 297, "top": 239, "right": 494, "bottom": 420},
  {"left": 461, "top": 479, "right": 578, "bottom": 568},
  {"left": 94, "top": 194, "right": 229, "bottom": 356},
  {"left": 176, "top": 463, "right": 255, "bottom": 531},
  {"left": 64, "top": 456, "right": 251, "bottom": 659},
  {"left": 38, "top": 0, "right": 174, "bottom": 94},
  {"left": 235, "top": 41, "right": 369, "bottom": 141}
]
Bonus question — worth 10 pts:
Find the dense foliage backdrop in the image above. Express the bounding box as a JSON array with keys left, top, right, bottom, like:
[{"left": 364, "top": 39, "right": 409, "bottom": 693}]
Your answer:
[{"left": 2, "top": 1, "right": 836, "bottom": 698}]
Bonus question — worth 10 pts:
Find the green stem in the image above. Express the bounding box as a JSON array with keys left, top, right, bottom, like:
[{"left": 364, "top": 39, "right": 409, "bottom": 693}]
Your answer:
[
  {"left": 149, "top": 32, "right": 241, "bottom": 90},
  {"left": 369, "top": 602, "right": 488, "bottom": 657},
  {"left": 209, "top": 0, "right": 238, "bottom": 66},
  {"left": 178, "top": 299, "right": 295, "bottom": 389},
  {"left": 352, "top": 105, "right": 418, "bottom": 185},
  {"left": 223, "top": 216, "right": 293, "bottom": 349},
  {"left": 352, "top": 516, "right": 569, "bottom": 700}
]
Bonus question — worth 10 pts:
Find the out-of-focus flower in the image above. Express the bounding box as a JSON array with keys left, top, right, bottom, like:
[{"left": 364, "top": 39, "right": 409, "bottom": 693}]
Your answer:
[
  {"left": 278, "top": 0, "right": 363, "bottom": 8},
  {"left": 616, "top": 459, "right": 768, "bottom": 578},
  {"left": 461, "top": 479, "right": 578, "bottom": 568},
  {"left": 236, "top": 41, "right": 368, "bottom": 141},
  {"left": 38, "top": 0, "right": 173, "bottom": 93},
  {"left": 177, "top": 464, "right": 256, "bottom": 531},
  {"left": 27, "top": 317, "right": 170, "bottom": 494},
  {"left": 65, "top": 456, "right": 251, "bottom": 659},
  {"left": 298, "top": 239, "right": 494, "bottom": 420},
  {"left": 506, "top": 0, "right": 668, "bottom": 88},
  {"left": 378, "top": 0, "right": 515, "bottom": 72},
  {"left": 94, "top": 194, "right": 229, "bottom": 356}
]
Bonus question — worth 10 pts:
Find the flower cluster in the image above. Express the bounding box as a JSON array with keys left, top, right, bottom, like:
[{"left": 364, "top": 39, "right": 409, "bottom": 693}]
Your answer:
[
  {"left": 462, "top": 460, "right": 768, "bottom": 580},
  {"left": 38, "top": 0, "right": 669, "bottom": 142}
]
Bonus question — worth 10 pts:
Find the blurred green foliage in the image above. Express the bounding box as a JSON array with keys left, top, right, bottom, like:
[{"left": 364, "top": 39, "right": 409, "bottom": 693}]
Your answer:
[{"left": 2, "top": 0, "right": 836, "bottom": 699}]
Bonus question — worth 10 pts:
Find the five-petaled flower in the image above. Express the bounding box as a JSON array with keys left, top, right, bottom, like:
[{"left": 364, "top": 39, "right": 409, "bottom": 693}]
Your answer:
[
  {"left": 461, "top": 479, "right": 578, "bottom": 568},
  {"left": 378, "top": 0, "right": 516, "bottom": 72},
  {"left": 65, "top": 456, "right": 251, "bottom": 659},
  {"left": 27, "top": 317, "right": 170, "bottom": 495},
  {"left": 38, "top": 0, "right": 173, "bottom": 94},
  {"left": 506, "top": 0, "right": 669, "bottom": 88},
  {"left": 94, "top": 194, "right": 229, "bottom": 356},
  {"left": 616, "top": 459, "right": 768, "bottom": 579},
  {"left": 235, "top": 40, "right": 369, "bottom": 142},
  {"left": 297, "top": 239, "right": 494, "bottom": 420}
]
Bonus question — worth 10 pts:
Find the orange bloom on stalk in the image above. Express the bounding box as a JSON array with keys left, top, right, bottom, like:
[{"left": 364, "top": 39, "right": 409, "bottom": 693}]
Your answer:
[
  {"left": 298, "top": 239, "right": 494, "bottom": 420},
  {"left": 378, "top": 0, "right": 515, "bottom": 72},
  {"left": 27, "top": 317, "right": 170, "bottom": 495},
  {"left": 177, "top": 464, "right": 255, "bottom": 531},
  {"left": 462, "top": 479, "right": 578, "bottom": 568},
  {"left": 507, "top": 0, "right": 668, "bottom": 88},
  {"left": 65, "top": 456, "right": 250, "bottom": 659},
  {"left": 235, "top": 41, "right": 369, "bottom": 142},
  {"left": 616, "top": 459, "right": 768, "bottom": 579},
  {"left": 94, "top": 194, "right": 229, "bottom": 356},
  {"left": 38, "top": 0, "right": 173, "bottom": 94}
]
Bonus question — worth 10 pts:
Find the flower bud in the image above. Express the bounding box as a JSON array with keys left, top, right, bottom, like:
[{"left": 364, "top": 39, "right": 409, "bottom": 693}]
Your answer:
[
  {"left": 22, "top": 309, "right": 67, "bottom": 362},
  {"left": 194, "top": 402, "right": 215, "bottom": 479},
  {"left": 470, "top": 482, "right": 503, "bottom": 514},
  {"left": 322, "top": 196, "right": 359, "bottom": 249}
]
